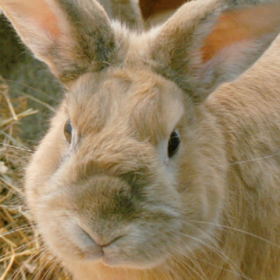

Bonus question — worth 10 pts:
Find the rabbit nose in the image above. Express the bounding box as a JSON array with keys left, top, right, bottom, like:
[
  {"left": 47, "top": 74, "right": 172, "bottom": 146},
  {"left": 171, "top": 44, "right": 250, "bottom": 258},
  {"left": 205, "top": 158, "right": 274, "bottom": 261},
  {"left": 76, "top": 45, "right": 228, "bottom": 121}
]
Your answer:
[
  {"left": 79, "top": 224, "right": 124, "bottom": 253},
  {"left": 99, "top": 234, "right": 125, "bottom": 249}
]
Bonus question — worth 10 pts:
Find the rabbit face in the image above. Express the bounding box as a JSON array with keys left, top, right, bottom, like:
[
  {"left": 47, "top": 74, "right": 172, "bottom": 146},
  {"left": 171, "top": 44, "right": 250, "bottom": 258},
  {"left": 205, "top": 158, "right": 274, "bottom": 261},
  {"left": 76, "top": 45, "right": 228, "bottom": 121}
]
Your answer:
[{"left": 25, "top": 68, "right": 226, "bottom": 268}]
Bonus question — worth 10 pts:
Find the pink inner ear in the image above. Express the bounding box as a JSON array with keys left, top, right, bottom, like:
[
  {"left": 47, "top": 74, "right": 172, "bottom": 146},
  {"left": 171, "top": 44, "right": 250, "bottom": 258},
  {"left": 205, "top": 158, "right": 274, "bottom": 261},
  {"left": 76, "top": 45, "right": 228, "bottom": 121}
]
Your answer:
[
  {"left": 4, "top": 0, "right": 61, "bottom": 38},
  {"left": 201, "top": 2, "right": 280, "bottom": 63}
]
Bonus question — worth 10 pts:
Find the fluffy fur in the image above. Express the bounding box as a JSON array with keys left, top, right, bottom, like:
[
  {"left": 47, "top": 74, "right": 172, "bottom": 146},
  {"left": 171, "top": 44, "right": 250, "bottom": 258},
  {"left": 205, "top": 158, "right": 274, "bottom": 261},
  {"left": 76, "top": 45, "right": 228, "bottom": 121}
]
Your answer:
[{"left": 1, "top": 0, "right": 280, "bottom": 279}]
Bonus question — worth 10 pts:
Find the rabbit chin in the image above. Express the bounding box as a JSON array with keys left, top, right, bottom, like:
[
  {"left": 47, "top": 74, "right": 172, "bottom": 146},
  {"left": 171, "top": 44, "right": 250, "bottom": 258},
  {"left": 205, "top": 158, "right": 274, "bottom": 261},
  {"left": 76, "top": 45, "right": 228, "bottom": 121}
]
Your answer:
[
  {"left": 66, "top": 247, "right": 169, "bottom": 270},
  {"left": 100, "top": 251, "right": 168, "bottom": 269}
]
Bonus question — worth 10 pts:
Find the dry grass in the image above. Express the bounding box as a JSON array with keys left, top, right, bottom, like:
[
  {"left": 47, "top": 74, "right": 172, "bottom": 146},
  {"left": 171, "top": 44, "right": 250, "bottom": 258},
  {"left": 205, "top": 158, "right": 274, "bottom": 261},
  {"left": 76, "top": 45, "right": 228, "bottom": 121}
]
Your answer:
[{"left": 0, "top": 76, "right": 71, "bottom": 280}]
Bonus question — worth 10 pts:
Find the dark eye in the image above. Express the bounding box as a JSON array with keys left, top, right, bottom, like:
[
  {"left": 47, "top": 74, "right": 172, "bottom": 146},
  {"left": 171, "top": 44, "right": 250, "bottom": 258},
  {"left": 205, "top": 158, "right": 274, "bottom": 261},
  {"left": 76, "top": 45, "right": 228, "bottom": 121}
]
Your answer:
[
  {"left": 64, "top": 119, "right": 72, "bottom": 143},
  {"left": 168, "top": 130, "right": 180, "bottom": 158}
]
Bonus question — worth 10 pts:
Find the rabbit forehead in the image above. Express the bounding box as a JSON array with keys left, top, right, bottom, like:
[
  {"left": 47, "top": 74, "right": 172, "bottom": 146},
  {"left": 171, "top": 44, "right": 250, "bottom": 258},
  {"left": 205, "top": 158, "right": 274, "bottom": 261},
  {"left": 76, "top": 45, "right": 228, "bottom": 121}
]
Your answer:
[{"left": 67, "top": 68, "right": 186, "bottom": 142}]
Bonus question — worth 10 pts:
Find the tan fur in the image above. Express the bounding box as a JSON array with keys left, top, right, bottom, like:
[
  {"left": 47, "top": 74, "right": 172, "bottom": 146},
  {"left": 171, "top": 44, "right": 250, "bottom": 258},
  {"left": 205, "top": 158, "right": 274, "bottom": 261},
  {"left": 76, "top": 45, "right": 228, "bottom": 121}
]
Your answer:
[{"left": 1, "top": 0, "right": 280, "bottom": 279}]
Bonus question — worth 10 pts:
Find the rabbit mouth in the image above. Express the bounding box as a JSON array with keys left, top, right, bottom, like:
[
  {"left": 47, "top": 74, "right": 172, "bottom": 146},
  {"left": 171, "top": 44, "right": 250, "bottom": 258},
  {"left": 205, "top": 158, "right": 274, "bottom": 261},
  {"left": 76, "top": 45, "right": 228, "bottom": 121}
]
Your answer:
[{"left": 39, "top": 213, "right": 179, "bottom": 269}]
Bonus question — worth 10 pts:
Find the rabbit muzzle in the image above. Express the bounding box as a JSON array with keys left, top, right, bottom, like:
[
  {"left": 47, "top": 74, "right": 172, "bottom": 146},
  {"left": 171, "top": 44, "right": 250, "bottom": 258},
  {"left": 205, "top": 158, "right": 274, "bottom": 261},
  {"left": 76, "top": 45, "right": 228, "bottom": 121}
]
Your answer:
[{"left": 36, "top": 174, "right": 182, "bottom": 268}]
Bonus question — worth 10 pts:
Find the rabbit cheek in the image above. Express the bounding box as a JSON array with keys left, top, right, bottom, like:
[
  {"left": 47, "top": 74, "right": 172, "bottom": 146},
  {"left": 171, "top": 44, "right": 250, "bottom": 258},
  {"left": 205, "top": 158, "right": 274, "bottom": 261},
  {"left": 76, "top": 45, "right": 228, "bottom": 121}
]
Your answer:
[
  {"left": 37, "top": 211, "right": 103, "bottom": 262},
  {"left": 174, "top": 111, "right": 227, "bottom": 249}
]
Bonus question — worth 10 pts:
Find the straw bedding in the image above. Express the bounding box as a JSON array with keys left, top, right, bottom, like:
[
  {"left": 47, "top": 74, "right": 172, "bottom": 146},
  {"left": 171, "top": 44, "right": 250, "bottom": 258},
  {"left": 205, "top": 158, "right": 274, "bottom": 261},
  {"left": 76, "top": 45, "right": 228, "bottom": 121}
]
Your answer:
[
  {"left": 0, "top": 10, "right": 72, "bottom": 278},
  {"left": 0, "top": 76, "right": 71, "bottom": 279}
]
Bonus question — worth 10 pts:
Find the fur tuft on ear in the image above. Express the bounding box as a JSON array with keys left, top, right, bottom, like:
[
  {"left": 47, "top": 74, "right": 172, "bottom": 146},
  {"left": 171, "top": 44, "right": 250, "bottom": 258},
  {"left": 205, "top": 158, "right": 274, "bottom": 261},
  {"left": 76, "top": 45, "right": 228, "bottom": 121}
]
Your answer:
[
  {"left": 149, "top": 0, "right": 280, "bottom": 102},
  {"left": 0, "top": 0, "right": 119, "bottom": 85}
]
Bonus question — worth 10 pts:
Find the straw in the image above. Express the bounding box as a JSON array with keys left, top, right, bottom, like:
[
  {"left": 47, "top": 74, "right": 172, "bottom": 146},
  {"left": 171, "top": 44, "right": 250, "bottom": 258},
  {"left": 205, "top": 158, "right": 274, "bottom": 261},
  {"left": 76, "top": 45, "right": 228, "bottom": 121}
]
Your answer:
[{"left": 0, "top": 76, "right": 71, "bottom": 279}]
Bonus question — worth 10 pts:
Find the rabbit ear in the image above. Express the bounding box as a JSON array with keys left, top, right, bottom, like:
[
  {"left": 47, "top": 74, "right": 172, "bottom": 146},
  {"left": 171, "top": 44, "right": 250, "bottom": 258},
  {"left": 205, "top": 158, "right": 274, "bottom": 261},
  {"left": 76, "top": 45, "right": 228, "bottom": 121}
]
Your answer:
[
  {"left": 150, "top": 0, "right": 280, "bottom": 102},
  {"left": 0, "top": 0, "right": 116, "bottom": 85}
]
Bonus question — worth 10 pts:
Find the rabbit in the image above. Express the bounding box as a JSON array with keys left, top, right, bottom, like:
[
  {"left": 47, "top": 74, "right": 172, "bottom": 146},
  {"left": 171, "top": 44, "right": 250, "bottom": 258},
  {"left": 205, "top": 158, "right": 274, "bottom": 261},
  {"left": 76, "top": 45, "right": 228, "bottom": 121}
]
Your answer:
[{"left": 1, "top": 0, "right": 280, "bottom": 279}]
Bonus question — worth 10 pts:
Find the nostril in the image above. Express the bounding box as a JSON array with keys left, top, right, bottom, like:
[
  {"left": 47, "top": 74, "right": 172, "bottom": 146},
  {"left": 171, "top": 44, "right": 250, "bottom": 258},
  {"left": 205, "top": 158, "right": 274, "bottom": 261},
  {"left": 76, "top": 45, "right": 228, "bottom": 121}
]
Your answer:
[
  {"left": 73, "top": 226, "right": 103, "bottom": 260},
  {"left": 100, "top": 235, "right": 124, "bottom": 249},
  {"left": 78, "top": 222, "right": 125, "bottom": 250}
]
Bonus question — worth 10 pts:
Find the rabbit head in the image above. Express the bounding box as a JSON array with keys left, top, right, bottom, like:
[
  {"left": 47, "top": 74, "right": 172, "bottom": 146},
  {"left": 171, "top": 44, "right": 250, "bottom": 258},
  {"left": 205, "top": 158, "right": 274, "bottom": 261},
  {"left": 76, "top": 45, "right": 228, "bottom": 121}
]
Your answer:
[{"left": 1, "top": 0, "right": 280, "bottom": 277}]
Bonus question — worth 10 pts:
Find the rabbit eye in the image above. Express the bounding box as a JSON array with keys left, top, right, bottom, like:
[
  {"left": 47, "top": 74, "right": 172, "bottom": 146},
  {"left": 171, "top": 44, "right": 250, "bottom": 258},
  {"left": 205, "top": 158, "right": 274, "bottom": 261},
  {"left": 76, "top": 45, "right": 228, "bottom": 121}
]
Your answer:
[
  {"left": 64, "top": 119, "right": 72, "bottom": 143},
  {"left": 168, "top": 130, "right": 180, "bottom": 158}
]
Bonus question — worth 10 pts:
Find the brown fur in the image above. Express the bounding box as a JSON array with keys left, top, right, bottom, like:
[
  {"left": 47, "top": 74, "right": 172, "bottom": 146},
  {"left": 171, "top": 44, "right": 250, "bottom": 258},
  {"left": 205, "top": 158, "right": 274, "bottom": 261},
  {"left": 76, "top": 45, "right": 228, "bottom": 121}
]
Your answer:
[{"left": 1, "top": 0, "right": 280, "bottom": 279}]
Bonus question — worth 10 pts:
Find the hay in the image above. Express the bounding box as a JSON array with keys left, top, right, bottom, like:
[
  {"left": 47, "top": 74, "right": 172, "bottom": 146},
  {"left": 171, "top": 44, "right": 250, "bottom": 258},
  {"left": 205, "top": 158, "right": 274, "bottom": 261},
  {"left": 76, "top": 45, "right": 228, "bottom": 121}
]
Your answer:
[{"left": 0, "top": 76, "right": 71, "bottom": 279}]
